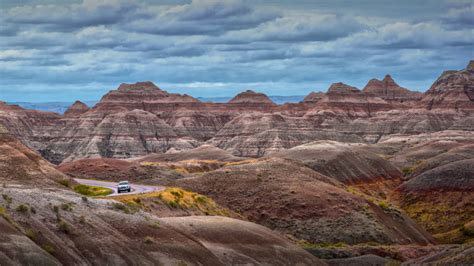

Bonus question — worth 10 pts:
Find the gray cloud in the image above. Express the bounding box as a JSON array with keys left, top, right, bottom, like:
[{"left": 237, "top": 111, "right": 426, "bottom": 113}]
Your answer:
[
  {"left": 126, "top": 0, "right": 279, "bottom": 36},
  {"left": 5, "top": 0, "right": 147, "bottom": 31},
  {"left": 0, "top": 0, "right": 472, "bottom": 102}
]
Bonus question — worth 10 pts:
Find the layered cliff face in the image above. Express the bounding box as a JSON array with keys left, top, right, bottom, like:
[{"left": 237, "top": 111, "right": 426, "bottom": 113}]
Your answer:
[
  {"left": 420, "top": 61, "right": 474, "bottom": 112},
  {"left": 363, "top": 75, "right": 423, "bottom": 105},
  {"left": 0, "top": 62, "right": 473, "bottom": 162},
  {"left": 45, "top": 109, "right": 199, "bottom": 163},
  {"left": 0, "top": 101, "right": 63, "bottom": 154},
  {"left": 207, "top": 112, "right": 365, "bottom": 157},
  {"left": 306, "top": 82, "right": 393, "bottom": 117}
]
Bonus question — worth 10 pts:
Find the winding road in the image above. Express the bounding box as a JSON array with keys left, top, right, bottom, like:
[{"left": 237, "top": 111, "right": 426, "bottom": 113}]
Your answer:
[{"left": 74, "top": 178, "right": 165, "bottom": 196}]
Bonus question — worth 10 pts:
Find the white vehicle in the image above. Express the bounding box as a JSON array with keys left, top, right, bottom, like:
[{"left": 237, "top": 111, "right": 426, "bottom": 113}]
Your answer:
[{"left": 117, "top": 181, "right": 131, "bottom": 193}]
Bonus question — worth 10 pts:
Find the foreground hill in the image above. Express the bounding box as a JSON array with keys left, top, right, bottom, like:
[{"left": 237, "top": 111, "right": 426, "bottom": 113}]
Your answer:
[
  {"left": 373, "top": 131, "right": 474, "bottom": 242},
  {"left": 0, "top": 133, "right": 322, "bottom": 265},
  {"left": 176, "top": 157, "right": 434, "bottom": 246}
]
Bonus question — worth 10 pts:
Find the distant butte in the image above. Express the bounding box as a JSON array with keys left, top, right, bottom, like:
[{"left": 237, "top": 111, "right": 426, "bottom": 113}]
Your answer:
[
  {"left": 64, "top": 100, "right": 89, "bottom": 117},
  {"left": 228, "top": 90, "right": 276, "bottom": 104}
]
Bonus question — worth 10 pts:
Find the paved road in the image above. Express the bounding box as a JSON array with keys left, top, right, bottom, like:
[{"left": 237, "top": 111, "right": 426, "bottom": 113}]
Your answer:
[{"left": 74, "top": 178, "right": 165, "bottom": 196}]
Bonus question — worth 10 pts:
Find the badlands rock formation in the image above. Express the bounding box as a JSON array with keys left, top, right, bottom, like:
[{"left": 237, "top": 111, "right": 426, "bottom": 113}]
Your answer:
[
  {"left": 228, "top": 90, "right": 276, "bottom": 105},
  {"left": 363, "top": 74, "right": 423, "bottom": 105},
  {"left": 302, "top": 91, "right": 325, "bottom": 103},
  {"left": 64, "top": 101, "right": 89, "bottom": 117},
  {"left": 420, "top": 60, "right": 474, "bottom": 112},
  {"left": 0, "top": 61, "right": 472, "bottom": 161}
]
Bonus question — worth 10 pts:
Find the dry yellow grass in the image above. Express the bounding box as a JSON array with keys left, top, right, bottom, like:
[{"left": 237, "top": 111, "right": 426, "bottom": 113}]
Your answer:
[
  {"left": 434, "top": 219, "right": 474, "bottom": 244},
  {"left": 110, "top": 187, "right": 234, "bottom": 217}
]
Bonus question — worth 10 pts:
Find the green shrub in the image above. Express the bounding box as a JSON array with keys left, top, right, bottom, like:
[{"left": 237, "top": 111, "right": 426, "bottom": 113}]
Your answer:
[
  {"left": 402, "top": 167, "right": 414, "bottom": 176},
  {"left": 57, "top": 179, "right": 71, "bottom": 188},
  {"left": 2, "top": 194, "right": 12, "bottom": 204},
  {"left": 112, "top": 203, "right": 130, "bottom": 214},
  {"left": 460, "top": 226, "right": 474, "bottom": 236},
  {"left": 57, "top": 220, "right": 71, "bottom": 234},
  {"left": 74, "top": 184, "right": 113, "bottom": 197},
  {"left": 168, "top": 200, "right": 179, "bottom": 208},
  {"left": 60, "top": 203, "right": 73, "bottom": 211},
  {"left": 378, "top": 200, "right": 390, "bottom": 210},
  {"left": 144, "top": 236, "right": 154, "bottom": 244},
  {"left": 15, "top": 204, "right": 29, "bottom": 213},
  {"left": 25, "top": 229, "right": 36, "bottom": 240},
  {"left": 42, "top": 244, "right": 55, "bottom": 254}
]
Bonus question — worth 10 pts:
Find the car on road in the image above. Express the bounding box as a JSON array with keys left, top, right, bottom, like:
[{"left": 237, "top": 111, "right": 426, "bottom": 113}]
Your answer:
[{"left": 117, "top": 181, "right": 131, "bottom": 193}]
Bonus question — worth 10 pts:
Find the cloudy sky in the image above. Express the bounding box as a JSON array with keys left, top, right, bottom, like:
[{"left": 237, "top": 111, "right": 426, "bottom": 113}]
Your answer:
[{"left": 0, "top": 0, "right": 473, "bottom": 102}]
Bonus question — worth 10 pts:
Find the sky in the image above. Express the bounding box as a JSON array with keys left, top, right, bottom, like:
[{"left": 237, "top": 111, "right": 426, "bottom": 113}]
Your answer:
[{"left": 0, "top": 0, "right": 473, "bottom": 102}]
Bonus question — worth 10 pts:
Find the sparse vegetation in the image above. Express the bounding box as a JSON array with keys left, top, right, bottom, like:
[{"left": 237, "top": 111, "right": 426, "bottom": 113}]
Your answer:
[
  {"left": 401, "top": 167, "right": 414, "bottom": 176},
  {"left": 74, "top": 184, "right": 113, "bottom": 197},
  {"left": 111, "top": 202, "right": 131, "bottom": 214},
  {"left": 42, "top": 244, "right": 55, "bottom": 254},
  {"left": 61, "top": 203, "right": 73, "bottom": 211},
  {"left": 0, "top": 207, "right": 15, "bottom": 225},
  {"left": 461, "top": 225, "right": 474, "bottom": 236},
  {"left": 109, "top": 187, "right": 234, "bottom": 217},
  {"left": 15, "top": 204, "right": 29, "bottom": 213},
  {"left": 25, "top": 229, "right": 36, "bottom": 240},
  {"left": 149, "top": 221, "right": 160, "bottom": 229},
  {"left": 378, "top": 200, "right": 391, "bottom": 210},
  {"left": 58, "top": 219, "right": 71, "bottom": 234},
  {"left": 298, "top": 239, "right": 347, "bottom": 249},
  {"left": 144, "top": 236, "right": 154, "bottom": 244},
  {"left": 2, "top": 194, "right": 12, "bottom": 204},
  {"left": 57, "top": 179, "right": 72, "bottom": 188}
]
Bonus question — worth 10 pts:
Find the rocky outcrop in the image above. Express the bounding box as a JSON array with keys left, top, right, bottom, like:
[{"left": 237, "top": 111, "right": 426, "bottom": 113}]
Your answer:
[
  {"left": 363, "top": 75, "right": 423, "bottom": 105},
  {"left": 208, "top": 113, "right": 365, "bottom": 157},
  {"left": 64, "top": 101, "right": 89, "bottom": 117},
  {"left": 306, "top": 82, "right": 392, "bottom": 117},
  {"left": 0, "top": 101, "right": 63, "bottom": 155},
  {"left": 302, "top": 91, "right": 324, "bottom": 103},
  {"left": 420, "top": 61, "right": 474, "bottom": 112},
  {"left": 0, "top": 133, "right": 72, "bottom": 186}
]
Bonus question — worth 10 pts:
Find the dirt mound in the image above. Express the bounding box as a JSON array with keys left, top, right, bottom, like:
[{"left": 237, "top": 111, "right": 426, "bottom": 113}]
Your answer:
[{"left": 176, "top": 157, "right": 433, "bottom": 246}]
